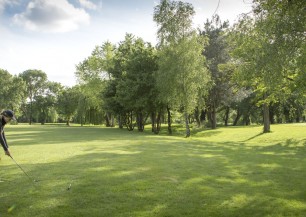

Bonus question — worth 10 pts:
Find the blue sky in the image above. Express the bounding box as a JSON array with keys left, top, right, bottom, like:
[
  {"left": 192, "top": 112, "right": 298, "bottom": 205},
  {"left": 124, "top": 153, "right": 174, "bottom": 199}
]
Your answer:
[{"left": 0, "top": 0, "right": 252, "bottom": 86}]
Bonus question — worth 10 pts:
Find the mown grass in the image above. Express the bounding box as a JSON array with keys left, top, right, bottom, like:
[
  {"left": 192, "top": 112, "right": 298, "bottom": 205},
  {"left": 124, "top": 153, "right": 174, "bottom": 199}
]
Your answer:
[{"left": 0, "top": 123, "right": 305, "bottom": 217}]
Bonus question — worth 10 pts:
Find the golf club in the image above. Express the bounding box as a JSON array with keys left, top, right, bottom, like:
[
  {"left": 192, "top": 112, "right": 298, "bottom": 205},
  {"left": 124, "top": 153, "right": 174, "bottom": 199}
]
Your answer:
[{"left": 10, "top": 155, "right": 38, "bottom": 183}]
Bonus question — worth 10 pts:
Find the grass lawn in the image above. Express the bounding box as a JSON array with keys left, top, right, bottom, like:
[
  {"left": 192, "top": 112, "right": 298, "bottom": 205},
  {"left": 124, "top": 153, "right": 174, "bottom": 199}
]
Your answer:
[{"left": 0, "top": 123, "right": 305, "bottom": 217}]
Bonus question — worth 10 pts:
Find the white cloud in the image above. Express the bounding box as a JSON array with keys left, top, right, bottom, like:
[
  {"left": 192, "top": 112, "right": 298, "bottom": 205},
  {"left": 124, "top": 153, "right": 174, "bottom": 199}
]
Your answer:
[
  {"left": 0, "top": 0, "right": 9, "bottom": 13},
  {"left": 0, "top": 0, "right": 19, "bottom": 14},
  {"left": 79, "top": 0, "right": 100, "bottom": 10},
  {"left": 13, "top": 0, "right": 90, "bottom": 33},
  {"left": 0, "top": 0, "right": 6, "bottom": 13}
]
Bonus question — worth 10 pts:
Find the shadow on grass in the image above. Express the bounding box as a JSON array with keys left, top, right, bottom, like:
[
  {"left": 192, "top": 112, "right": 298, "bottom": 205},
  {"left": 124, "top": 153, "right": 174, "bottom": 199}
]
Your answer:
[
  {"left": 192, "top": 129, "right": 222, "bottom": 137},
  {"left": 6, "top": 126, "right": 153, "bottom": 146},
  {"left": 1, "top": 125, "right": 306, "bottom": 217},
  {"left": 242, "top": 132, "right": 264, "bottom": 141}
]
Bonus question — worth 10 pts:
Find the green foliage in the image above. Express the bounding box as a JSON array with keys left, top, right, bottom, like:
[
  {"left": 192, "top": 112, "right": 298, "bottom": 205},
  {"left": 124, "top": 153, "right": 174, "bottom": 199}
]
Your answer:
[
  {"left": 200, "top": 15, "right": 232, "bottom": 128},
  {"left": 229, "top": 0, "right": 306, "bottom": 131},
  {"left": 30, "top": 82, "right": 63, "bottom": 124},
  {"left": 230, "top": 0, "right": 305, "bottom": 99},
  {"left": 75, "top": 81, "right": 106, "bottom": 125},
  {"left": 116, "top": 36, "right": 158, "bottom": 111},
  {"left": 19, "top": 69, "right": 48, "bottom": 101},
  {"left": 19, "top": 69, "right": 48, "bottom": 124},
  {"left": 153, "top": 0, "right": 195, "bottom": 46},
  {"left": 75, "top": 41, "right": 116, "bottom": 83},
  {"left": 102, "top": 80, "right": 123, "bottom": 116},
  {"left": 157, "top": 34, "right": 210, "bottom": 137},
  {"left": 57, "top": 86, "right": 81, "bottom": 125},
  {"left": 75, "top": 41, "right": 117, "bottom": 126},
  {"left": 154, "top": 0, "right": 212, "bottom": 136},
  {"left": 109, "top": 34, "right": 159, "bottom": 131},
  {"left": 0, "top": 69, "right": 26, "bottom": 113},
  {"left": 157, "top": 33, "right": 210, "bottom": 113}
]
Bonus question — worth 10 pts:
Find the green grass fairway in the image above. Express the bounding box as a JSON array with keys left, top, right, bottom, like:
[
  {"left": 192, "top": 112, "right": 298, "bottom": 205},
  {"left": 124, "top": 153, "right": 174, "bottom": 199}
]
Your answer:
[{"left": 1, "top": 124, "right": 306, "bottom": 217}]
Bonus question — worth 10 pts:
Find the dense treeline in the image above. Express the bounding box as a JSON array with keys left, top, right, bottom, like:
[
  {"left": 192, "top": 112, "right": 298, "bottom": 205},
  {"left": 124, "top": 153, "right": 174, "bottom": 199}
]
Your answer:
[{"left": 0, "top": 0, "right": 305, "bottom": 136}]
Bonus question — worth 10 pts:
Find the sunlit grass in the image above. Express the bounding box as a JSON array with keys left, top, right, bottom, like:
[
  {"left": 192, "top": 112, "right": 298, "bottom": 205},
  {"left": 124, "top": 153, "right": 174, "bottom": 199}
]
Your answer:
[{"left": 0, "top": 123, "right": 305, "bottom": 217}]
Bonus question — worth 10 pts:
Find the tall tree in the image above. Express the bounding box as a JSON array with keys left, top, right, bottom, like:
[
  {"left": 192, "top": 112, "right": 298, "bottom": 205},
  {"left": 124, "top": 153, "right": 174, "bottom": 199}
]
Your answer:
[
  {"left": 34, "top": 82, "right": 63, "bottom": 124},
  {"left": 105, "top": 34, "right": 141, "bottom": 130},
  {"left": 157, "top": 33, "right": 210, "bottom": 137},
  {"left": 230, "top": 0, "right": 305, "bottom": 132},
  {"left": 57, "top": 86, "right": 81, "bottom": 126},
  {"left": 200, "top": 15, "right": 231, "bottom": 129},
  {"left": 154, "top": 0, "right": 195, "bottom": 46},
  {"left": 115, "top": 35, "right": 158, "bottom": 132},
  {"left": 19, "top": 69, "right": 47, "bottom": 124},
  {"left": 0, "top": 69, "right": 25, "bottom": 115},
  {"left": 76, "top": 41, "right": 116, "bottom": 126},
  {"left": 154, "top": 0, "right": 210, "bottom": 137}
]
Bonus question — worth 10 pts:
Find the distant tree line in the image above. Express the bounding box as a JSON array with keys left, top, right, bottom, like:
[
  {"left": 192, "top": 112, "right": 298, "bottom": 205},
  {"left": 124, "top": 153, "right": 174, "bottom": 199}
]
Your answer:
[{"left": 0, "top": 0, "right": 305, "bottom": 136}]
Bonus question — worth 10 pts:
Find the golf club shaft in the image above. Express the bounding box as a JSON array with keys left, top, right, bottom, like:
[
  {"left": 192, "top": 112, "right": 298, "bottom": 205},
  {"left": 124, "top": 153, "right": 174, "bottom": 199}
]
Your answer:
[{"left": 10, "top": 156, "right": 33, "bottom": 182}]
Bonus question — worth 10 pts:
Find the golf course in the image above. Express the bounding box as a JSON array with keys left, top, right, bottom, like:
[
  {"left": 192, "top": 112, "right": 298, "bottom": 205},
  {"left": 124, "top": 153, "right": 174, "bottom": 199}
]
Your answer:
[{"left": 0, "top": 123, "right": 305, "bottom": 217}]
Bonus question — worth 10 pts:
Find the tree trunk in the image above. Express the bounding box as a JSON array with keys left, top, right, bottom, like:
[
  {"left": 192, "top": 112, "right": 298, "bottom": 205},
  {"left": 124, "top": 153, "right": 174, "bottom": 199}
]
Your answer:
[
  {"left": 111, "top": 114, "right": 115, "bottom": 127},
  {"left": 194, "top": 107, "right": 201, "bottom": 127},
  {"left": 233, "top": 108, "right": 241, "bottom": 126},
  {"left": 224, "top": 106, "right": 230, "bottom": 126},
  {"left": 66, "top": 116, "right": 70, "bottom": 126},
  {"left": 243, "top": 114, "right": 251, "bottom": 125},
  {"left": 105, "top": 114, "right": 110, "bottom": 127},
  {"left": 184, "top": 112, "right": 190, "bottom": 138},
  {"left": 200, "top": 109, "right": 206, "bottom": 126},
  {"left": 263, "top": 95, "right": 270, "bottom": 133},
  {"left": 151, "top": 110, "right": 162, "bottom": 134},
  {"left": 105, "top": 112, "right": 114, "bottom": 127},
  {"left": 156, "top": 111, "right": 161, "bottom": 134},
  {"left": 118, "top": 115, "right": 123, "bottom": 129},
  {"left": 137, "top": 112, "right": 144, "bottom": 132},
  {"left": 210, "top": 105, "right": 217, "bottom": 129},
  {"left": 151, "top": 112, "right": 156, "bottom": 133},
  {"left": 126, "top": 112, "right": 134, "bottom": 131},
  {"left": 29, "top": 100, "right": 32, "bottom": 125},
  {"left": 167, "top": 105, "right": 172, "bottom": 135}
]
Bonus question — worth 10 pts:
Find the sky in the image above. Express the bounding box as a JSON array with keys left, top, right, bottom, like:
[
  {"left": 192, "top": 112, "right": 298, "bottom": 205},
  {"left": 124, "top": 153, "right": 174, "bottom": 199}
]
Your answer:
[{"left": 0, "top": 0, "right": 253, "bottom": 87}]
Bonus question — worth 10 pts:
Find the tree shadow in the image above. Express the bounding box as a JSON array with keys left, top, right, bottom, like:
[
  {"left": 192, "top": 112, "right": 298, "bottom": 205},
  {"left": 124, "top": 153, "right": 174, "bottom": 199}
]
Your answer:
[
  {"left": 242, "top": 132, "right": 264, "bottom": 142},
  {"left": 1, "top": 126, "right": 306, "bottom": 217},
  {"left": 6, "top": 126, "right": 155, "bottom": 146},
  {"left": 192, "top": 129, "right": 222, "bottom": 137}
]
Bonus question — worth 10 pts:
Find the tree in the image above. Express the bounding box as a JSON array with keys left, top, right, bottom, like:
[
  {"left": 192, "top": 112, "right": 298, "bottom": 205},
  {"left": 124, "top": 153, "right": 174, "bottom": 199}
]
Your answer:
[
  {"left": 102, "top": 79, "right": 124, "bottom": 128},
  {"left": 78, "top": 80, "right": 105, "bottom": 125},
  {"left": 34, "top": 82, "right": 63, "bottom": 124},
  {"left": 115, "top": 35, "right": 158, "bottom": 132},
  {"left": 200, "top": 15, "right": 231, "bottom": 129},
  {"left": 157, "top": 33, "right": 210, "bottom": 137},
  {"left": 254, "top": 0, "right": 306, "bottom": 125},
  {"left": 229, "top": 0, "right": 305, "bottom": 132},
  {"left": 19, "top": 69, "right": 47, "bottom": 124},
  {"left": 154, "top": 0, "right": 210, "bottom": 137},
  {"left": 154, "top": 0, "right": 195, "bottom": 46},
  {"left": 100, "top": 34, "right": 159, "bottom": 131},
  {"left": 76, "top": 41, "right": 116, "bottom": 126},
  {"left": 76, "top": 41, "right": 115, "bottom": 82},
  {"left": 57, "top": 86, "right": 81, "bottom": 126},
  {"left": 0, "top": 69, "right": 26, "bottom": 115}
]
